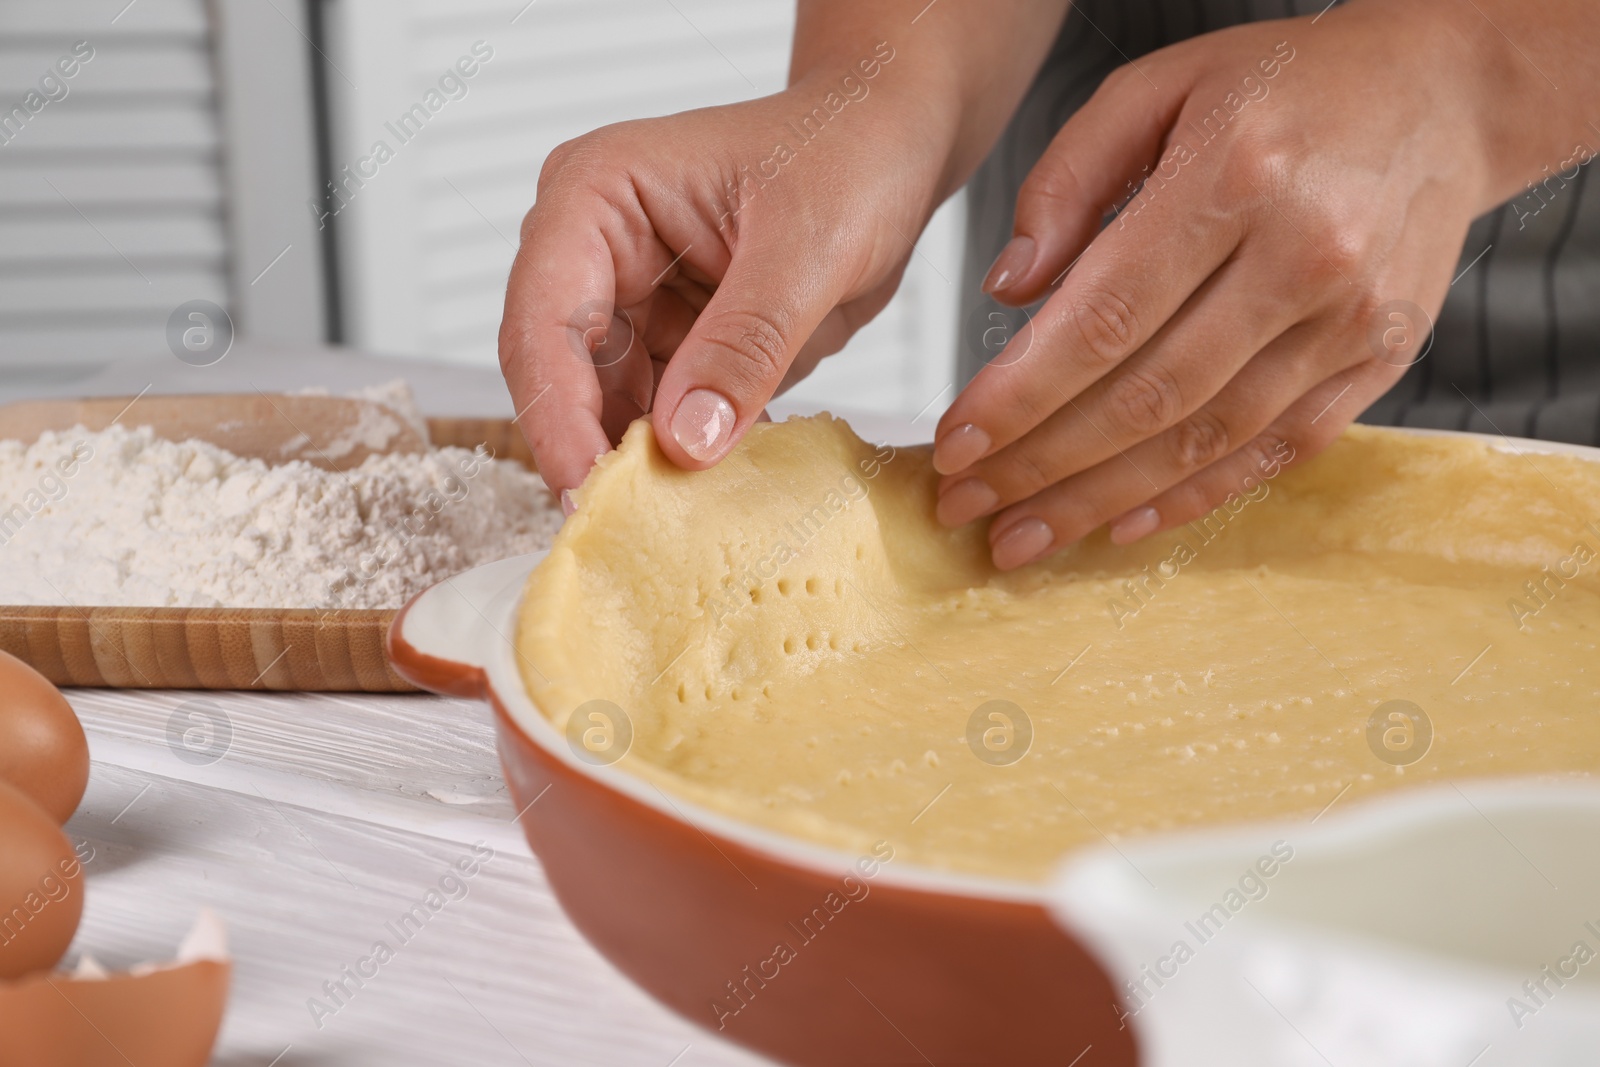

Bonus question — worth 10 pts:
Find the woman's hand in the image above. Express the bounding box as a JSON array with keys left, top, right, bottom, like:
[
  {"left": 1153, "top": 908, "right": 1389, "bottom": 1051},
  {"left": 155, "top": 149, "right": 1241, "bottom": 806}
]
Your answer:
[
  {"left": 499, "top": 2, "right": 1073, "bottom": 504},
  {"left": 498, "top": 67, "right": 949, "bottom": 503},
  {"left": 931, "top": 0, "right": 1573, "bottom": 568}
]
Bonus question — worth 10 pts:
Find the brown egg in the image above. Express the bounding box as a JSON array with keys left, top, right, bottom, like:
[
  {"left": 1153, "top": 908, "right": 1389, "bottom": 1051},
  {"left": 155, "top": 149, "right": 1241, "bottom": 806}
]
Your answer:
[
  {"left": 0, "top": 650, "right": 88, "bottom": 824},
  {"left": 0, "top": 777, "right": 83, "bottom": 979}
]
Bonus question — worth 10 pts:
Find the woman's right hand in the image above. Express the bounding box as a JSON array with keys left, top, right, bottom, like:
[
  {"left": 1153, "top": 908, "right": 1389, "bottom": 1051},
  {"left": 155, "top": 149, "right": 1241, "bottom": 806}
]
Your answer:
[{"left": 498, "top": 58, "right": 955, "bottom": 504}]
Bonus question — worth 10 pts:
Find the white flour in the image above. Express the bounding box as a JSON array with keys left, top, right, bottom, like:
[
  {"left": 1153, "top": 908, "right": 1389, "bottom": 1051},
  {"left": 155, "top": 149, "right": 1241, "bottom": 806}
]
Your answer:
[{"left": 0, "top": 400, "right": 562, "bottom": 610}]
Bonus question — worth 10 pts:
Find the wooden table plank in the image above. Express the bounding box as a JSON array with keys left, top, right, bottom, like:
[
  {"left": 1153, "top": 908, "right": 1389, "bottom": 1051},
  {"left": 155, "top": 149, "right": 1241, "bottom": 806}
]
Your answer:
[{"left": 63, "top": 688, "right": 772, "bottom": 1067}]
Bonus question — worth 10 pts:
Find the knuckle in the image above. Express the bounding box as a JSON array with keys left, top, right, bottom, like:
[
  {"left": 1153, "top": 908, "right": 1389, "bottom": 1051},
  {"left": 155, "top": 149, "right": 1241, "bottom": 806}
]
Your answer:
[
  {"left": 1242, "top": 431, "right": 1300, "bottom": 479},
  {"left": 1304, "top": 220, "right": 1367, "bottom": 281},
  {"left": 496, "top": 329, "right": 517, "bottom": 373},
  {"left": 1104, "top": 366, "right": 1183, "bottom": 437},
  {"left": 1020, "top": 164, "right": 1081, "bottom": 213},
  {"left": 1224, "top": 141, "right": 1284, "bottom": 195},
  {"left": 1020, "top": 143, "right": 1087, "bottom": 213},
  {"left": 1170, "top": 410, "right": 1231, "bottom": 470},
  {"left": 1228, "top": 144, "right": 1368, "bottom": 286},
  {"left": 1005, "top": 375, "right": 1060, "bottom": 426},
  {"left": 497, "top": 317, "right": 537, "bottom": 373},
  {"left": 1005, "top": 446, "right": 1059, "bottom": 498},
  {"left": 986, "top": 382, "right": 1058, "bottom": 441},
  {"left": 1166, "top": 479, "right": 1220, "bottom": 525},
  {"left": 1068, "top": 287, "right": 1141, "bottom": 367},
  {"left": 1096, "top": 62, "right": 1140, "bottom": 98},
  {"left": 1297, "top": 414, "right": 1339, "bottom": 454},
  {"left": 696, "top": 309, "right": 791, "bottom": 383},
  {"left": 536, "top": 128, "right": 620, "bottom": 192},
  {"left": 537, "top": 136, "right": 584, "bottom": 188},
  {"left": 1348, "top": 286, "right": 1397, "bottom": 342},
  {"left": 1052, "top": 494, "right": 1112, "bottom": 545},
  {"left": 1234, "top": 435, "right": 1275, "bottom": 480}
]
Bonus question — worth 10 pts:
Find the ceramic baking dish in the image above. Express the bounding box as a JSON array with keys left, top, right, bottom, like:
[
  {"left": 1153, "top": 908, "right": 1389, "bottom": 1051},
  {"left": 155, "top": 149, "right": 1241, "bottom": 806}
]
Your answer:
[{"left": 386, "top": 428, "right": 1600, "bottom": 1066}]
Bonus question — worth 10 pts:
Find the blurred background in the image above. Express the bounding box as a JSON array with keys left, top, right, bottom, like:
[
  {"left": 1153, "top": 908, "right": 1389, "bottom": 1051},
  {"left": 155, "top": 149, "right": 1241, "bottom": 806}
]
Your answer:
[{"left": 0, "top": 0, "right": 963, "bottom": 421}]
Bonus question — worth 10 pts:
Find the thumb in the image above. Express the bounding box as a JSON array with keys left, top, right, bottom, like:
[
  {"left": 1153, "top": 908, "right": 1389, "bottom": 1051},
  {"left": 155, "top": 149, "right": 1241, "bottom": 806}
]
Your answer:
[
  {"left": 984, "top": 64, "right": 1185, "bottom": 306},
  {"left": 652, "top": 238, "right": 839, "bottom": 469}
]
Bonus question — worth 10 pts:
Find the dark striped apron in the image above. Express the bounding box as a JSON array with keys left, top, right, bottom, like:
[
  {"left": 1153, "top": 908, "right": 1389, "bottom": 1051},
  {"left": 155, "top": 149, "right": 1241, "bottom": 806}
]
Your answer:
[{"left": 959, "top": 0, "right": 1600, "bottom": 445}]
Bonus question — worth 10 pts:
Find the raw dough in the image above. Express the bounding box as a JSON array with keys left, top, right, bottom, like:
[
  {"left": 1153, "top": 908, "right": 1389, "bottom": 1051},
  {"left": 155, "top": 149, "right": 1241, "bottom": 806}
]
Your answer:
[{"left": 516, "top": 416, "right": 1600, "bottom": 882}]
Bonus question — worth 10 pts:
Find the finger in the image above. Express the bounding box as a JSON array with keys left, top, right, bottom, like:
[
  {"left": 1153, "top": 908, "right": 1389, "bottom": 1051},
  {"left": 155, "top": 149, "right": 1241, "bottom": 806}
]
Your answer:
[
  {"left": 637, "top": 286, "right": 699, "bottom": 359},
  {"left": 933, "top": 184, "right": 1243, "bottom": 478},
  {"left": 591, "top": 284, "right": 708, "bottom": 442},
  {"left": 498, "top": 195, "right": 616, "bottom": 498},
  {"left": 1100, "top": 196, "right": 1465, "bottom": 543},
  {"left": 652, "top": 236, "right": 844, "bottom": 469},
  {"left": 982, "top": 322, "right": 1370, "bottom": 569},
  {"left": 500, "top": 157, "right": 701, "bottom": 497},
  {"left": 499, "top": 176, "right": 688, "bottom": 497},
  {"left": 1106, "top": 359, "right": 1399, "bottom": 543},
  {"left": 585, "top": 301, "right": 652, "bottom": 444},
  {"left": 936, "top": 256, "right": 1293, "bottom": 526},
  {"left": 984, "top": 61, "right": 1192, "bottom": 306},
  {"left": 779, "top": 267, "right": 906, "bottom": 396}
]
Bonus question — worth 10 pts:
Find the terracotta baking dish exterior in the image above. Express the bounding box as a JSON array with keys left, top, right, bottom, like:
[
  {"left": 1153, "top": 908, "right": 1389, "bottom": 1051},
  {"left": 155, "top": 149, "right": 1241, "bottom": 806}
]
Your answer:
[
  {"left": 387, "top": 553, "right": 1136, "bottom": 1066},
  {"left": 385, "top": 428, "right": 1600, "bottom": 1066}
]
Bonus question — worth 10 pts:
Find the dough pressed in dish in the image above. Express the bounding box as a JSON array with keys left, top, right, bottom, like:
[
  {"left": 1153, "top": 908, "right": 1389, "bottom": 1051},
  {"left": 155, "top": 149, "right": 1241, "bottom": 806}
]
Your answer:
[{"left": 516, "top": 415, "right": 1600, "bottom": 882}]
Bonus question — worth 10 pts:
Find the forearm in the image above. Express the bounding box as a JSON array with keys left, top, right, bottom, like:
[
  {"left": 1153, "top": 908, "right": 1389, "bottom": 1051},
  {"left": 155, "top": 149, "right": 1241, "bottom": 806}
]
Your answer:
[
  {"left": 789, "top": 0, "right": 1072, "bottom": 201},
  {"left": 1367, "top": 0, "right": 1600, "bottom": 211}
]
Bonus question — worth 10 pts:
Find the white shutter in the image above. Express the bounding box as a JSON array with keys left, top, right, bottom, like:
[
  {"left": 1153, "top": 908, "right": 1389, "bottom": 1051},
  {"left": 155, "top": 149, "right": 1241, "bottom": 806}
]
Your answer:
[
  {"left": 0, "top": 0, "right": 229, "bottom": 365},
  {"left": 324, "top": 0, "right": 960, "bottom": 420}
]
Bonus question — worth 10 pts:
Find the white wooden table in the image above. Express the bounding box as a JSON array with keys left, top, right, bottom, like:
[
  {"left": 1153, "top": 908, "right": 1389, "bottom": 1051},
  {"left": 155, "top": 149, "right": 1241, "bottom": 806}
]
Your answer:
[
  {"left": 64, "top": 686, "right": 769, "bottom": 1067},
  {"left": 20, "top": 349, "right": 933, "bottom": 1066}
]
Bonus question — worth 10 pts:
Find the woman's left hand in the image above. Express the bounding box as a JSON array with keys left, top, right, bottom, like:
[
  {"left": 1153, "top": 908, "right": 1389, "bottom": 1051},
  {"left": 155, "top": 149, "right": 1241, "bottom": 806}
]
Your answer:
[{"left": 930, "top": 0, "right": 1588, "bottom": 568}]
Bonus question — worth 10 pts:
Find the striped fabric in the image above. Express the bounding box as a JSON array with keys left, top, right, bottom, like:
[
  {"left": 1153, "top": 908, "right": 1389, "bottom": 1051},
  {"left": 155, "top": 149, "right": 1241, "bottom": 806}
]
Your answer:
[{"left": 958, "top": 0, "right": 1600, "bottom": 445}]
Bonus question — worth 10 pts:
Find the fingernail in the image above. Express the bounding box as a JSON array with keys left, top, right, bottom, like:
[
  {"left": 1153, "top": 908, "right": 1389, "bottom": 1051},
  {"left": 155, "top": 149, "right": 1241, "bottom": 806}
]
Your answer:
[
  {"left": 560, "top": 489, "right": 576, "bottom": 518},
  {"left": 1110, "top": 505, "right": 1160, "bottom": 545},
  {"left": 991, "top": 517, "right": 1054, "bottom": 570},
  {"left": 671, "top": 388, "right": 737, "bottom": 461},
  {"left": 933, "top": 423, "right": 991, "bottom": 475},
  {"left": 936, "top": 477, "right": 998, "bottom": 527},
  {"left": 982, "top": 235, "right": 1037, "bottom": 295}
]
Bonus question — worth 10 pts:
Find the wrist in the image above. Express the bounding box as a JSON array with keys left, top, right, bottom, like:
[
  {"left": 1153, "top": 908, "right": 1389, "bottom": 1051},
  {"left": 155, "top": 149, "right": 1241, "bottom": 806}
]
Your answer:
[
  {"left": 788, "top": 1, "right": 1071, "bottom": 201},
  {"left": 1348, "top": 0, "right": 1588, "bottom": 210},
  {"left": 781, "top": 52, "right": 964, "bottom": 210}
]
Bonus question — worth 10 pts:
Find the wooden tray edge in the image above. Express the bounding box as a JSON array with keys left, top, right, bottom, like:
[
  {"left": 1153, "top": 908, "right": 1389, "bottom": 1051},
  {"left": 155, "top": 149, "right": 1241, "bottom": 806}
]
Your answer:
[{"left": 0, "top": 605, "right": 419, "bottom": 693}]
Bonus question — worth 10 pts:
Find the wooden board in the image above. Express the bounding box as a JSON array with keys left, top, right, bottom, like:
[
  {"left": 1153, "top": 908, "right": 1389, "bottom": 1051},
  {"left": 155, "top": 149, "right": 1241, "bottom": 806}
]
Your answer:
[
  {"left": 0, "top": 604, "right": 407, "bottom": 691},
  {"left": 0, "top": 416, "right": 538, "bottom": 692}
]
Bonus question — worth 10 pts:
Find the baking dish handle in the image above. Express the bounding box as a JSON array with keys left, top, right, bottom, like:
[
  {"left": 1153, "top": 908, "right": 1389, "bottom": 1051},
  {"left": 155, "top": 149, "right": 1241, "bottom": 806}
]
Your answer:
[{"left": 385, "top": 553, "right": 545, "bottom": 699}]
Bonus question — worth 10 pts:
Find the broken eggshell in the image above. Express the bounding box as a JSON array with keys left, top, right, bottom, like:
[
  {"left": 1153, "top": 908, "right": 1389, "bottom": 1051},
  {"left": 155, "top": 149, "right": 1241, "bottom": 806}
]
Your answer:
[{"left": 0, "top": 908, "right": 231, "bottom": 1067}]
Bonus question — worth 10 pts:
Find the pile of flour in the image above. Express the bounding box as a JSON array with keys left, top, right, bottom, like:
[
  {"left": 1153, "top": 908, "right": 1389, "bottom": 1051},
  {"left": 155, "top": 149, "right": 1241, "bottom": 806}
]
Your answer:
[{"left": 0, "top": 392, "right": 563, "bottom": 609}]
